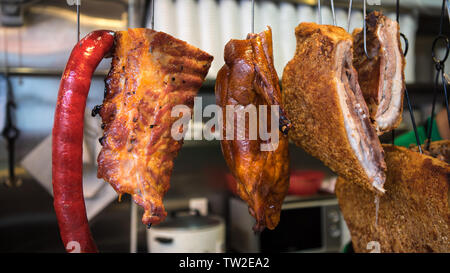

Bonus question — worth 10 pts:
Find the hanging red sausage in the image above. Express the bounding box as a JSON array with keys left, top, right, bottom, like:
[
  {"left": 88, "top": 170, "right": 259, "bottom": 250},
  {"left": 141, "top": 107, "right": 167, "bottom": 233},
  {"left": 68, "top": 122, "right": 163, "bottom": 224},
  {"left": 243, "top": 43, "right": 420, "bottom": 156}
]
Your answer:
[{"left": 52, "top": 30, "right": 115, "bottom": 253}]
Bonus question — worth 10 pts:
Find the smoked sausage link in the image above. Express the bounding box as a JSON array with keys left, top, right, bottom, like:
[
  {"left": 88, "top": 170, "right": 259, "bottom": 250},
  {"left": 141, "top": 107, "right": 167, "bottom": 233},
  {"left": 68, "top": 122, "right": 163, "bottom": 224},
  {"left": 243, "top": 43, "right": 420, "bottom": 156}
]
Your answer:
[{"left": 52, "top": 30, "right": 114, "bottom": 253}]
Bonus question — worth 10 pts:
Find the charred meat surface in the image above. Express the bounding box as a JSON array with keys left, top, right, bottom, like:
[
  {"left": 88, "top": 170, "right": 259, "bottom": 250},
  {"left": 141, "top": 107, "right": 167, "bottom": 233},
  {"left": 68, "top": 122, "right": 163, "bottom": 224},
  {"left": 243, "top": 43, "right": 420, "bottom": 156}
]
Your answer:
[
  {"left": 216, "top": 27, "right": 291, "bottom": 231},
  {"left": 336, "top": 144, "right": 450, "bottom": 253},
  {"left": 409, "top": 140, "right": 450, "bottom": 164},
  {"left": 282, "top": 23, "right": 386, "bottom": 193},
  {"left": 97, "top": 28, "right": 213, "bottom": 226},
  {"left": 353, "top": 11, "right": 405, "bottom": 135}
]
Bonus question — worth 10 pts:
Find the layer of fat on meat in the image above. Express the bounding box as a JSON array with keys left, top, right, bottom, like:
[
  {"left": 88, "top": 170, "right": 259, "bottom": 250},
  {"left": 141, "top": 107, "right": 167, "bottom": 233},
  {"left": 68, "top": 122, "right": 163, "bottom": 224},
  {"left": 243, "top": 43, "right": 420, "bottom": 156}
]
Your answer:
[
  {"left": 334, "top": 42, "right": 385, "bottom": 193},
  {"left": 376, "top": 19, "right": 403, "bottom": 131}
]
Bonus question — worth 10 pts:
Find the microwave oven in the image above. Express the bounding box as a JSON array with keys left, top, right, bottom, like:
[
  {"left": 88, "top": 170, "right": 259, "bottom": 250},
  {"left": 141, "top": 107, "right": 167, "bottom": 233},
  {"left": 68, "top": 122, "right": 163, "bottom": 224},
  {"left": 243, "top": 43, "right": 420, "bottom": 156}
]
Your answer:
[{"left": 228, "top": 195, "right": 347, "bottom": 253}]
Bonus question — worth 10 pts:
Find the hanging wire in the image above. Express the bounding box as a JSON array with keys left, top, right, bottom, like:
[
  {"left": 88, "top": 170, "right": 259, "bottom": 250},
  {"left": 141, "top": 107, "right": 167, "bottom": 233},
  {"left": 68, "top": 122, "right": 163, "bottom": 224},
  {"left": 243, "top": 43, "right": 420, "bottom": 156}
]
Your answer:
[
  {"left": 428, "top": 35, "right": 450, "bottom": 149},
  {"left": 391, "top": 129, "right": 395, "bottom": 145},
  {"left": 150, "top": 0, "right": 155, "bottom": 30},
  {"left": 396, "top": 0, "right": 409, "bottom": 57},
  {"left": 391, "top": 0, "right": 421, "bottom": 152},
  {"left": 251, "top": 0, "right": 255, "bottom": 33},
  {"left": 76, "top": 1, "right": 80, "bottom": 42},
  {"left": 441, "top": 71, "right": 450, "bottom": 124},
  {"left": 317, "top": 0, "right": 322, "bottom": 25},
  {"left": 405, "top": 87, "right": 423, "bottom": 153},
  {"left": 439, "top": 0, "right": 446, "bottom": 36},
  {"left": 363, "top": 0, "right": 370, "bottom": 58},
  {"left": 17, "top": 28, "right": 23, "bottom": 85},
  {"left": 330, "top": 0, "right": 336, "bottom": 26},
  {"left": 396, "top": 0, "right": 400, "bottom": 22},
  {"left": 427, "top": 70, "right": 440, "bottom": 150},
  {"left": 1, "top": 29, "right": 21, "bottom": 186},
  {"left": 447, "top": 0, "right": 450, "bottom": 26},
  {"left": 347, "top": 0, "right": 352, "bottom": 32},
  {"left": 3, "top": 28, "right": 8, "bottom": 76},
  {"left": 427, "top": 0, "right": 450, "bottom": 150},
  {"left": 393, "top": 0, "right": 400, "bottom": 144}
]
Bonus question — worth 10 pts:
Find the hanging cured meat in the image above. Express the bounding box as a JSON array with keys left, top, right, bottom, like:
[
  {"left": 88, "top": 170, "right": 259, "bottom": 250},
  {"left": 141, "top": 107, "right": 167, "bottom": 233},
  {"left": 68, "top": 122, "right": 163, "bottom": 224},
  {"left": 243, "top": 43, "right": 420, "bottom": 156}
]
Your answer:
[
  {"left": 97, "top": 28, "right": 213, "bottom": 226},
  {"left": 353, "top": 11, "right": 406, "bottom": 135},
  {"left": 282, "top": 22, "right": 386, "bottom": 193},
  {"left": 409, "top": 140, "right": 450, "bottom": 164},
  {"left": 336, "top": 144, "right": 450, "bottom": 253},
  {"left": 216, "top": 27, "right": 291, "bottom": 231},
  {"left": 53, "top": 28, "right": 212, "bottom": 252}
]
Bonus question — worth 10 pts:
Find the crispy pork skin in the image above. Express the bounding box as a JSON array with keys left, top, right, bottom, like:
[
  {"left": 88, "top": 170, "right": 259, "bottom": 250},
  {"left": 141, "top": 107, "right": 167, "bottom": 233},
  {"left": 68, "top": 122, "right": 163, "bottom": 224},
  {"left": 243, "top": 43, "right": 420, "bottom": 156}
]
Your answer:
[
  {"left": 282, "top": 23, "right": 386, "bottom": 193},
  {"left": 353, "top": 11, "right": 405, "bottom": 135},
  {"left": 410, "top": 140, "right": 450, "bottom": 164},
  {"left": 97, "top": 29, "right": 213, "bottom": 226},
  {"left": 336, "top": 145, "right": 450, "bottom": 253},
  {"left": 216, "top": 27, "right": 290, "bottom": 231}
]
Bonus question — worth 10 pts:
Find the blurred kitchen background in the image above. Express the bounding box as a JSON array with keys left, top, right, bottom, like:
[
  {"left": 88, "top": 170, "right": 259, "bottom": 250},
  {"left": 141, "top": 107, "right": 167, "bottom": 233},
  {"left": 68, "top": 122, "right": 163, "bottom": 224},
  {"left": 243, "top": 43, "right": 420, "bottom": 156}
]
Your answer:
[{"left": 0, "top": 0, "right": 449, "bottom": 253}]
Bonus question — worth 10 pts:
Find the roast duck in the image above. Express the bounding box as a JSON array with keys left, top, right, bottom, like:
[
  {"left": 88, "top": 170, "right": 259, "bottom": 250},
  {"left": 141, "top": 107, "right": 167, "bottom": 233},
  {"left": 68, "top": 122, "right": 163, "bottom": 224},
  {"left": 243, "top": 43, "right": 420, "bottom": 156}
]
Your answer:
[
  {"left": 216, "top": 27, "right": 291, "bottom": 232},
  {"left": 52, "top": 28, "right": 212, "bottom": 252}
]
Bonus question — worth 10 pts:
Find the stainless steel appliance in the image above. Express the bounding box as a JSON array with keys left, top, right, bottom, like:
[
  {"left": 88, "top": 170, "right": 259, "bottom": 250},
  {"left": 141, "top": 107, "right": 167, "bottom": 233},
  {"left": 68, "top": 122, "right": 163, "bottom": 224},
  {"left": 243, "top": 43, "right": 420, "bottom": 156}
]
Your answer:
[{"left": 229, "top": 195, "right": 344, "bottom": 253}]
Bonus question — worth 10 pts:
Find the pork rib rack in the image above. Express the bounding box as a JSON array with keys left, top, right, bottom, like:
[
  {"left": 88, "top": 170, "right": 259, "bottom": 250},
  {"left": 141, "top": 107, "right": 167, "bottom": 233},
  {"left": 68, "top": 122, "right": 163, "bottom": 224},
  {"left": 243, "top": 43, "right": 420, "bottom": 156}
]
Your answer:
[{"left": 97, "top": 29, "right": 213, "bottom": 226}]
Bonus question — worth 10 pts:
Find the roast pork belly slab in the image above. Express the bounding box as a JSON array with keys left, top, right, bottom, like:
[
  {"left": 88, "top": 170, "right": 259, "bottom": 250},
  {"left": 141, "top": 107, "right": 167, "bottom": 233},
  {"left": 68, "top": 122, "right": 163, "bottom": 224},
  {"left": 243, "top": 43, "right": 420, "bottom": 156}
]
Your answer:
[
  {"left": 353, "top": 11, "right": 405, "bottom": 135},
  {"left": 410, "top": 140, "right": 450, "bottom": 164},
  {"left": 336, "top": 144, "right": 450, "bottom": 253},
  {"left": 97, "top": 28, "right": 213, "bottom": 226},
  {"left": 282, "top": 22, "right": 386, "bottom": 193}
]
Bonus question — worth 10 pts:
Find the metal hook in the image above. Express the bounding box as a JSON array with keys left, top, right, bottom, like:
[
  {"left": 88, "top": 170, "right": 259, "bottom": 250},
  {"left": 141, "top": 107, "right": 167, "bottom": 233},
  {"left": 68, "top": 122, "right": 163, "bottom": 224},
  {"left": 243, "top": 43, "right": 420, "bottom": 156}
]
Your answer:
[
  {"left": 1, "top": 75, "right": 22, "bottom": 186},
  {"left": 347, "top": 0, "right": 353, "bottom": 32},
  {"left": 426, "top": 0, "right": 450, "bottom": 150},
  {"left": 317, "top": 0, "right": 322, "bottom": 25},
  {"left": 251, "top": 0, "right": 255, "bottom": 33},
  {"left": 150, "top": 0, "right": 155, "bottom": 30},
  {"left": 431, "top": 35, "right": 450, "bottom": 67},
  {"left": 396, "top": 1, "right": 409, "bottom": 57},
  {"left": 76, "top": 0, "right": 80, "bottom": 42},
  {"left": 400, "top": 33, "right": 409, "bottom": 56},
  {"left": 427, "top": 35, "right": 450, "bottom": 150},
  {"left": 363, "top": 0, "right": 370, "bottom": 59},
  {"left": 1, "top": 30, "right": 22, "bottom": 181},
  {"left": 395, "top": 1, "right": 409, "bottom": 56},
  {"left": 330, "top": 0, "right": 336, "bottom": 26}
]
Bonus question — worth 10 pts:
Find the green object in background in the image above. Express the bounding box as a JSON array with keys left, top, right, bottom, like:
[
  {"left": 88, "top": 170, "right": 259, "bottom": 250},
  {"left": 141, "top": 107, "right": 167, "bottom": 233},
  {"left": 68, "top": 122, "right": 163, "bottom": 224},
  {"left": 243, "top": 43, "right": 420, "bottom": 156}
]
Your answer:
[{"left": 394, "top": 117, "right": 442, "bottom": 147}]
